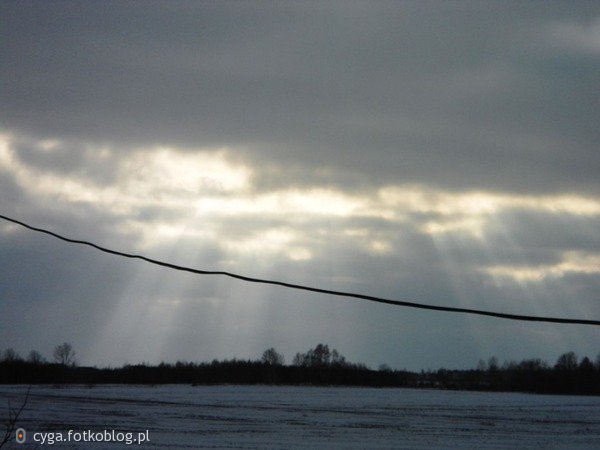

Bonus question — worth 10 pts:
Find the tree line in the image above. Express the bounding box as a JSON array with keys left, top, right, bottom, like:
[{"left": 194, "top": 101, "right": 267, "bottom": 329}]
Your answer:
[
  {"left": 1, "top": 342, "right": 76, "bottom": 367},
  {"left": 1, "top": 344, "right": 598, "bottom": 395}
]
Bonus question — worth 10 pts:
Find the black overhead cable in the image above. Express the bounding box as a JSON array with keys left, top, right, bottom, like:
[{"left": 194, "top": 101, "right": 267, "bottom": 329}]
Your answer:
[{"left": 1, "top": 213, "right": 599, "bottom": 326}]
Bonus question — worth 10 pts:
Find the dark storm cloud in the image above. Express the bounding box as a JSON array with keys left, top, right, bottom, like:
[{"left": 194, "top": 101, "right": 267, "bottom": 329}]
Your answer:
[{"left": 2, "top": 1, "right": 599, "bottom": 194}]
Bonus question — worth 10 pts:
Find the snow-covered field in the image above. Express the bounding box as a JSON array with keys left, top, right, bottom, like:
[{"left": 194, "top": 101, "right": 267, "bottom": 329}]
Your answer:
[{"left": 1, "top": 384, "right": 599, "bottom": 448}]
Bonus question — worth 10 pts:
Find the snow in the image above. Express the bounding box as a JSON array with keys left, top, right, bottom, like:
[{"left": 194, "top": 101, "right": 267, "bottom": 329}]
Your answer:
[{"left": 1, "top": 385, "right": 599, "bottom": 448}]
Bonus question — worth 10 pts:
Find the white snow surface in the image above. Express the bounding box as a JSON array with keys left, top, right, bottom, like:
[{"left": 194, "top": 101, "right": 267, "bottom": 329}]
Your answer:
[{"left": 1, "top": 384, "right": 599, "bottom": 449}]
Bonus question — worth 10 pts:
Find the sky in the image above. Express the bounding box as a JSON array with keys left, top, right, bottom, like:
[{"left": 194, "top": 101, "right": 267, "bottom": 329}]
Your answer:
[{"left": 1, "top": 1, "right": 599, "bottom": 371}]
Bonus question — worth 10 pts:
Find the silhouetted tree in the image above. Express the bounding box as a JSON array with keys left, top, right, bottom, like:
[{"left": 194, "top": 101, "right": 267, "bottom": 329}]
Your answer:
[
  {"left": 27, "top": 350, "right": 45, "bottom": 365},
  {"left": 555, "top": 351, "right": 578, "bottom": 371},
  {"left": 518, "top": 359, "right": 548, "bottom": 371},
  {"left": 293, "top": 344, "right": 332, "bottom": 367},
  {"left": 487, "top": 356, "right": 499, "bottom": 371},
  {"left": 1, "top": 349, "right": 20, "bottom": 363},
  {"left": 311, "top": 344, "right": 331, "bottom": 366},
  {"left": 331, "top": 349, "right": 346, "bottom": 366},
  {"left": 293, "top": 344, "right": 336, "bottom": 367},
  {"left": 292, "top": 352, "right": 304, "bottom": 367},
  {"left": 53, "top": 342, "right": 76, "bottom": 366},
  {"left": 261, "top": 348, "right": 284, "bottom": 366},
  {"left": 579, "top": 356, "right": 594, "bottom": 372}
]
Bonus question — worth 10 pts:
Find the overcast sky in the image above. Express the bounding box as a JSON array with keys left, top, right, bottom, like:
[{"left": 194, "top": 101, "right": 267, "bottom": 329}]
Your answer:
[{"left": 1, "top": 1, "right": 599, "bottom": 370}]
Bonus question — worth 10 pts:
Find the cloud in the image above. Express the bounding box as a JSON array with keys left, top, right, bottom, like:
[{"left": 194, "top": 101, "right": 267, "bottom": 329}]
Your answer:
[
  {"left": 2, "top": 2, "right": 599, "bottom": 195},
  {"left": 1, "top": 2, "right": 599, "bottom": 370},
  {"left": 544, "top": 18, "right": 600, "bottom": 55}
]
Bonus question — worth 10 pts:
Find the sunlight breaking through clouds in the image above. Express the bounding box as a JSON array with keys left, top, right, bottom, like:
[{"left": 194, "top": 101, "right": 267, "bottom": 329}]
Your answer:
[
  {"left": 123, "top": 147, "right": 251, "bottom": 194},
  {"left": 485, "top": 251, "right": 600, "bottom": 283},
  {"left": 378, "top": 186, "right": 600, "bottom": 218},
  {"left": 221, "top": 227, "right": 313, "bottom": 262},
  {"left": 0, "top": 134, "right": 251, "bottom": 215},
  {"left": 2, "top": 133, "right": 600, "bottom": 258},
  {"left": 2, "top": 1, "right": 600, "bottom": 371},
  {"left": 2, "top": 132, "right": 600, "bottom": 328}
]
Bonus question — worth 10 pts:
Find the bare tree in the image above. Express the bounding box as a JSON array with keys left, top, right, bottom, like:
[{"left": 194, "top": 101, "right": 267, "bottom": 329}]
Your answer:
[
  {"left": 261, "top": 348, "right": 285, "bottom": 366},
  {"left": 1, "top": 349, "right": 21, "bottom": 363},
  {"left": 293, "top": 344, "right": 347, "bottom": 368},
  {"left": 331, "top": 349, "right": 346, "bottom": 366},
  {"left": 378, "top": 364, "right": 392, "bottom": 372},
  {"left": 292, "top": 352, "right": 305, "bottom": 367},
  {"left": 27, "top": 350, "right": 45, "bottom": 365},
  {"left": 518, "top": 358, "right": 548, "bottom": 371},
  {"left": 579, "top": 356, "right": 594, "bottom": 372},
  {"left": 0, "top": 387, "right": 30, "bottom": 449},
  {"left": 312, "top": 344, "right": 331, "bottom": 366},
  {"left": 53, "top": 343, "right": 76, "bottom": 366},
  {"left": 555, "top": 351, "right": 578, "bottom": 371}
]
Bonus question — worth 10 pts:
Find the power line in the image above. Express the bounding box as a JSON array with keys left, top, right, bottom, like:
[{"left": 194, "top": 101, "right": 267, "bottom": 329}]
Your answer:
[{"left": 1, "top": 213, "right": 599, "bottom": 326}]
